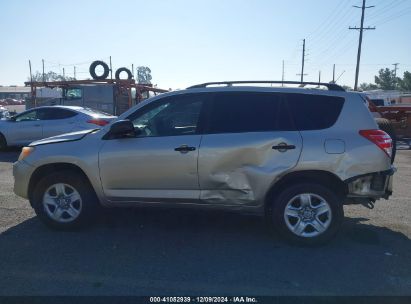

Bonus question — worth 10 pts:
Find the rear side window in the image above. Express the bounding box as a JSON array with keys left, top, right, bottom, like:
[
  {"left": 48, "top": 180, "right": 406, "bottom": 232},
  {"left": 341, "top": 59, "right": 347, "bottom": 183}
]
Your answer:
[
  {"left": 208, "top": 92, "right": 294, "bottom": 134},
  {"left": 286, "top": 94, "right": 344, "bottom": 130},
  {"left": 43, "top": 108, "right": 78, "bottom": 120}
]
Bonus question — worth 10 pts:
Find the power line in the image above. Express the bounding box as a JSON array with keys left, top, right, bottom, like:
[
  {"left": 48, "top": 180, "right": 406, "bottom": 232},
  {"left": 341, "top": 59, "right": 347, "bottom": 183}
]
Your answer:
[
  {"left": 307, "top": 1, "right": 347, "bottom": 43},
  {"left": 310, "top": 11, "right": 359, "bottom": 66},
  {"left": 367, "top": 0, "right": 407, "bottom": 20},
  {"left": 309, "top": 5, "right": 353, "bottom": 47},
  {"left": 372, "top": 6, "right": 411, "bottom": 26}
]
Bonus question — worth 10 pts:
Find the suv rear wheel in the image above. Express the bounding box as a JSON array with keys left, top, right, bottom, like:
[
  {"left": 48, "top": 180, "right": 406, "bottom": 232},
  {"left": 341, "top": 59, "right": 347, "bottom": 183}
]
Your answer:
[
  {"left": 268, "top": 183, "right": 344, "bottom": 246},
  {"left": 31, "top": 170, "right": 99, "bottom": 229}
]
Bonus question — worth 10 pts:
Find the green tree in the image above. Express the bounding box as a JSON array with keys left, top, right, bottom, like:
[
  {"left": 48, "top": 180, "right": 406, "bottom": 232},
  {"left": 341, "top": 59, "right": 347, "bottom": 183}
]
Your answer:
[
  {"left": 399, "top": 71, "right": 411, "bottom": 91},
  {"left": 359, "top": 82, "right": 378, "bottom": 91},
  {"left": 29, "top": 71, "right": 76, "bottom": 82},
  {"left": 136, "top": 66, "right": 152, "bottom": 84},
  {"left": 374, "top": 68, "right": 399, "bottom": 90}
]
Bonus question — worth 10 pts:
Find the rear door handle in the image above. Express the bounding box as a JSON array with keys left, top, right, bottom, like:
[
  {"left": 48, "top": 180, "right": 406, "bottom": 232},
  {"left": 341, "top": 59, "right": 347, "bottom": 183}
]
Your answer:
[
  {"left": 272, "top": 143, "right": 296, "bottom": 152},
  {"left": 174, "top": 145, "right": 196, "bottom": 153}
]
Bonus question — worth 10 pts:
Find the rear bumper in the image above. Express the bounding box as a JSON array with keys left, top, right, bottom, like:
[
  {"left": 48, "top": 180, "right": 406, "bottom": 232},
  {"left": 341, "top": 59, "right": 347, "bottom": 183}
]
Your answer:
[{"left": 345, "top": 167, "right": 395, "bottom": 201}]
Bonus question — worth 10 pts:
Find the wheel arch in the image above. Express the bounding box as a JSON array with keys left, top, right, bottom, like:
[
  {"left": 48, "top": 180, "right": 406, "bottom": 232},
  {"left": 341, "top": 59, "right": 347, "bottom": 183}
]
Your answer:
[
  {"left": 265, "top": 170, "right": 348, "bottom": 210},
  {"left": 0, "top": 131, "right": 8, "bottom": 145},
  {"left": 28, "top": 163, "right": 96, "bottom": 204}
]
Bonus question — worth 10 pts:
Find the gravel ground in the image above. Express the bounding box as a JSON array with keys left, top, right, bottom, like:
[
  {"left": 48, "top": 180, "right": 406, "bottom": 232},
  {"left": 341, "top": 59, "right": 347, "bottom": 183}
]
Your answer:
[{"left": 0, "top": 149, "right": 410, "bottom": 296}]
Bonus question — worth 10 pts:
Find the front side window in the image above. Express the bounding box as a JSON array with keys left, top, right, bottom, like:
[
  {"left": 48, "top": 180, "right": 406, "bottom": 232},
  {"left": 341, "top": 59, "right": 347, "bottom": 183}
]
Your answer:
[
  {"left": 129, "top": 94, "right": 205, "bottom": 137},
  {"left": 15, "top": 109, "right": 41, "bottom": 122},
  {"left": 207, "top": 92, "right": 294, "bottom": 134}
]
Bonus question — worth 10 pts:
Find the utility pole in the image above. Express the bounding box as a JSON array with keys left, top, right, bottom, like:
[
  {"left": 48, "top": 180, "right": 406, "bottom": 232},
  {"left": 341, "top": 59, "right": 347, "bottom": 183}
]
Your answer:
[
  {"left": 318, "top": 70, "right": 321, "bottom": 86},
  {"left": 109, "top": 56, "right": 113, "bottom": 80},
  {"left": 282, "top": 60, "right": 285, "bottom": 86},
  {"left": 349, "top": 0, "right": 375, "bottom": 91},
  {"left": 392, "top": 63, "right": 399, "bottom": 89},
  {"left": 332, "top": 64, "right": 336, "bottom": 83},
  {"left": 296, "top": 39, "right": 307, "bottom": 82},
  {"left": 63, "top": 68, "right": 65, "bottom": 78},
  {"left": 74, "top": 66, "right": 76, "bottom": 79},
  {"left": 392, "top": 63, "right": 399, "bottom": 78},
  {"left": 301, "top": 39, "right": 305, "bottom": 83},
  {"left": 28, "top": 60, "right": 33, "bottom": 83},
  {"left": 42, "top": 59, "right": 45, "bottom": 82}
]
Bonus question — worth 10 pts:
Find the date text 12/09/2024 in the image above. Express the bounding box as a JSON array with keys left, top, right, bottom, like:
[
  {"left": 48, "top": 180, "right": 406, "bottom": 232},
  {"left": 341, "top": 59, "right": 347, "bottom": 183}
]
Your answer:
[{"left": 149, "top": 297, "right": 258, "bottom": 303}]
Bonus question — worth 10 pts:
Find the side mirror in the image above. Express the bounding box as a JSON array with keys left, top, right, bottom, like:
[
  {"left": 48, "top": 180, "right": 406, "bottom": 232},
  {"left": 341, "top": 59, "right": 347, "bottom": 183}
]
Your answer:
[{"left": 104, "top": 119, "right": 137, "bottom": 140}]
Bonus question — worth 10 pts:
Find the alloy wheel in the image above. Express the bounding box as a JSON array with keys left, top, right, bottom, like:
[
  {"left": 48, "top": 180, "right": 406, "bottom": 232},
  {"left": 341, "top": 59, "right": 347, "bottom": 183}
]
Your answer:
[
  {"left": 283, "top": 193, "right": 332, "bottom": 238},
  {"left": 42, "top": 183, "right": 82, "bottom": 223}
]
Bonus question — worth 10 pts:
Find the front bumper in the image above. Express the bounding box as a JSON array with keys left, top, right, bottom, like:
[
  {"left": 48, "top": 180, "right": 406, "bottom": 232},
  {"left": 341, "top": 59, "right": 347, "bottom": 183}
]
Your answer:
[
  {"left": 13, "top": 160, "right": 35, "bottom": 200},
  {"left": 345, "top": 167, "right": 395, "bottom": 200}
]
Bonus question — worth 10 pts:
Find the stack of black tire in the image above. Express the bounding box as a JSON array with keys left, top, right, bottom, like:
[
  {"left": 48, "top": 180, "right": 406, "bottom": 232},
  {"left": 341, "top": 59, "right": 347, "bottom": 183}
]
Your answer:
[{"left": 89, "top": 61, "right": 133, "bottom": 80}]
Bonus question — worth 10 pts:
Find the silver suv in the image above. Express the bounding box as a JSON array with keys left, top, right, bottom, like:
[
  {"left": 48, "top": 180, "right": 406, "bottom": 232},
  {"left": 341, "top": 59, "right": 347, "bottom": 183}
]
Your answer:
[{"left": 13, "top": 81, "right": 395, "bottom": 245}]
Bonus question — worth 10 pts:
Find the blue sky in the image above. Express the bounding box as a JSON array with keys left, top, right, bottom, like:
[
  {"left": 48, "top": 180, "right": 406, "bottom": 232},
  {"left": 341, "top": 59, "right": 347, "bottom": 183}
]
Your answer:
[{"left": 1, "top": 0, "right": 410, "bottom": 89}]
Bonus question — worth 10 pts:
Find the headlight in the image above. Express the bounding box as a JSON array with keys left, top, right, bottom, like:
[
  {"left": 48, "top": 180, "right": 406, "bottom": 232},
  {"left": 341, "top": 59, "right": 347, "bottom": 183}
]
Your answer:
[{"left": 18, "top": 147, "right": 35, "bottom": 161}]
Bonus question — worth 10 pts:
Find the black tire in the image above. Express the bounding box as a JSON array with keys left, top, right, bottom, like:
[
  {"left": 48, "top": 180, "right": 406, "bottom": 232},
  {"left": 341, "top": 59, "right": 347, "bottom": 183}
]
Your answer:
[
  {"left": 31, "top": 170, "right": 99, "bottom": 230},
  {"left": 267, "top": 183, "right": 344, "bottom": 246},
  {"left": 375, "top": 117, "right": 396, "bottom": 164},
  {"left": 115, "top": 67, "right": 133, "bottom": 80},
  {"left": 89, "top": 60, "right": 110, "bottom": 80},
  {"left": 0, "top": 133, "right": 7, "bottom": 151}
]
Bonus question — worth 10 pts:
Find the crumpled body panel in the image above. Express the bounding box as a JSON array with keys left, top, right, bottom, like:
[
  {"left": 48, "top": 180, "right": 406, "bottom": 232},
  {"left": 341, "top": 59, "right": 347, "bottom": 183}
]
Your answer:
[{"left": 198, "top": 132, "right": 303, "bottom": 208}]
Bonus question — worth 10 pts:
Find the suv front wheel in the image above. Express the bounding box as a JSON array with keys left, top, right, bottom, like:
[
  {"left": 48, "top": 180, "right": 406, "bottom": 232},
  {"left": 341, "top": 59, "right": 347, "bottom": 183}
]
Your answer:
[
  {"left": 268, "top": 183, "right": 344, "bottom": 246},
  {"left": 31, "top": 170, "right": 99, "bottom": 229}
]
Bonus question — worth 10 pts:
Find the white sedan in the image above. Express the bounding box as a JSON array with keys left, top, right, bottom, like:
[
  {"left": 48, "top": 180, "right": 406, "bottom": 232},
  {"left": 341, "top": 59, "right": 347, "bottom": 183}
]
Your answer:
[{"left": 0, "top": 106, "right": 116, "bottom": 150}]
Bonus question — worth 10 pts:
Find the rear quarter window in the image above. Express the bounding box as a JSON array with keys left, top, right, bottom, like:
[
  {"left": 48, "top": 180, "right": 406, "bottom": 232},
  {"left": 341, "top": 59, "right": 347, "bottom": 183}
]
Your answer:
[
  {"left": 207, "top": 92, "right": 295, "bottom": 134},
  {"left": 286, "top": 94, "right": 345, "bottom": 130},
  {"left": 44, "top": 108, "right": 78, "bottom": 120}
]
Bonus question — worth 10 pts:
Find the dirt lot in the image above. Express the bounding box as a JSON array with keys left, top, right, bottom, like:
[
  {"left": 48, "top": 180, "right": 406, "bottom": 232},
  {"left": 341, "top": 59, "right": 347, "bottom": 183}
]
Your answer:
[{"left": 0, "top": 149, "right": 410, "bottom": 296}]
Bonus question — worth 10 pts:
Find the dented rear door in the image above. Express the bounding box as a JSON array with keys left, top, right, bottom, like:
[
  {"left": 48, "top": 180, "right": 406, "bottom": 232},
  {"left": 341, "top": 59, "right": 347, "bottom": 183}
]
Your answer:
[{"left": 198, "top": 91, "right": 302, "bottom": 207}]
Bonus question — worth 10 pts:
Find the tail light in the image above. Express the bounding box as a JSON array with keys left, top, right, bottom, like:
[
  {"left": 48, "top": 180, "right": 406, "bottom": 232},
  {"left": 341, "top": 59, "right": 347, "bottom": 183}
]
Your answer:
[
  {"left": 87, "top": 119, "right": 110, "bottom": 127},
  {"left": 359, "top": 129, "right": 392, "bottom": 157}
]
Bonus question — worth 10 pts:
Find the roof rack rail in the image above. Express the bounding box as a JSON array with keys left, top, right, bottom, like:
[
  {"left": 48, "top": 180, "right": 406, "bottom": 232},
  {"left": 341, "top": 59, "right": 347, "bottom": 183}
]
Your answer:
[{"left": 187, "top": 81, "right": 345, "bottom": 92}]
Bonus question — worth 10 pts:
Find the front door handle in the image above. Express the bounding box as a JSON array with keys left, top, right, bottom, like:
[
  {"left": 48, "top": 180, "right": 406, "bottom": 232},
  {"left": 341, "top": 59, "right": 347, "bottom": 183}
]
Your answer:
[
  {"left": 174, "top": 145, "right": 196, "bottom": 153},
  {"left": 272, "top": 143, "right": 296, "bottom": 152}
]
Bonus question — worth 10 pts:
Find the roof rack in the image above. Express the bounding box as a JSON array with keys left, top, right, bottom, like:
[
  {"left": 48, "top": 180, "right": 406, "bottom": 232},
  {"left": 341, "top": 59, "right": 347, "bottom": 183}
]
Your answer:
[{"left": 187, "top": 81, "right": 345, "bottom": 92}]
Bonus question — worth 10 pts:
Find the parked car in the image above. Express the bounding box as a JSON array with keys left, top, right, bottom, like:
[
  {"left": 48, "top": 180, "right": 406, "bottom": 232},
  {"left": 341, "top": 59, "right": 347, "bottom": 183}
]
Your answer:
[
  {"left": 0, "top": 105, "right": 116, "bottom": 150},
  {"left": 13, "top": 81, "right": 395, "bottom": 245}
]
